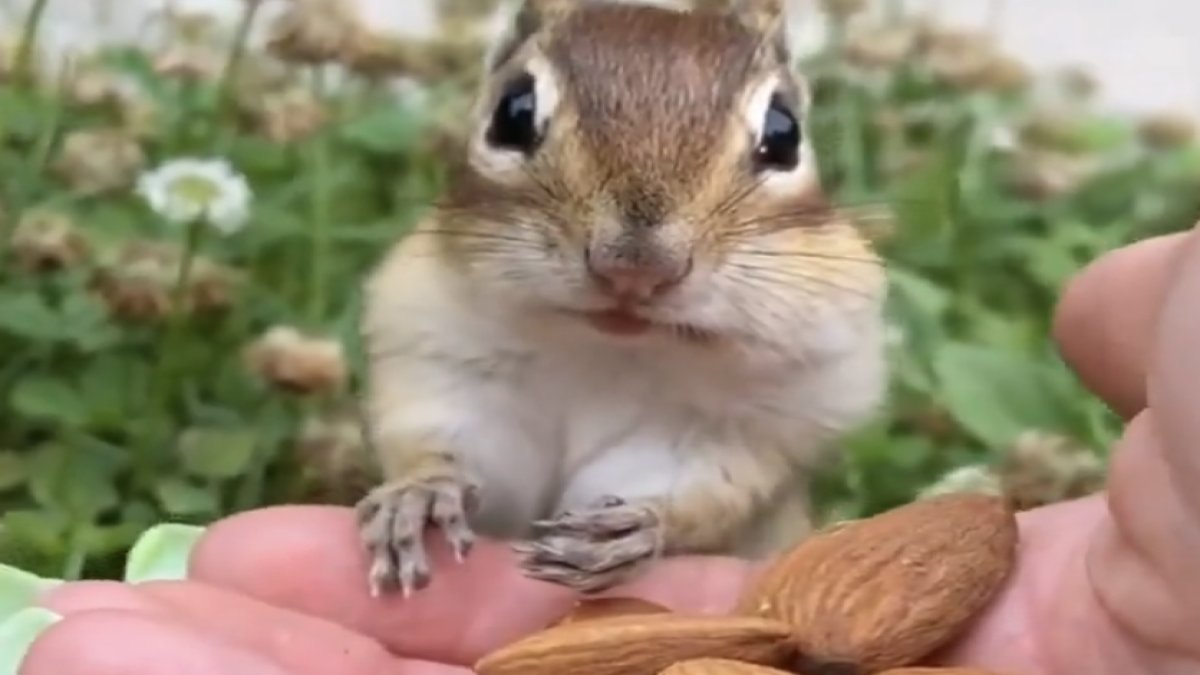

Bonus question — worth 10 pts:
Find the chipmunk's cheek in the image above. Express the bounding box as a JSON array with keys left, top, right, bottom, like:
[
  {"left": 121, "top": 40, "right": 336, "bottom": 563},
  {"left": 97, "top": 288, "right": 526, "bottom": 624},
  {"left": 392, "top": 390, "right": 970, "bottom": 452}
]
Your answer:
[{"left": 583, "top": 309, "right": 654, "bottom": 336}]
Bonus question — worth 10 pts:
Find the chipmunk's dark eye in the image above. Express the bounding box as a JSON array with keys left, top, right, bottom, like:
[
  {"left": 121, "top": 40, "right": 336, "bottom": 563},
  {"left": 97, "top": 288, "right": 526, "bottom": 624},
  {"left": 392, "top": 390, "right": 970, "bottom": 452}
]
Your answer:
[
  {"left": 486, "top": 71, "right": 540, "bottom": 155},
  {"left": 754, "top": 94, "right": 801, "bottom": 171}
]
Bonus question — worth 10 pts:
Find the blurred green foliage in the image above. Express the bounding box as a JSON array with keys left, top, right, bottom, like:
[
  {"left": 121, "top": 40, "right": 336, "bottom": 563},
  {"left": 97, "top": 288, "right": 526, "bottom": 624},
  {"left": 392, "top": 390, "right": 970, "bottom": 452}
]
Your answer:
[{"left": 0, "top": 1, "right": 1197, "bottom": 579}]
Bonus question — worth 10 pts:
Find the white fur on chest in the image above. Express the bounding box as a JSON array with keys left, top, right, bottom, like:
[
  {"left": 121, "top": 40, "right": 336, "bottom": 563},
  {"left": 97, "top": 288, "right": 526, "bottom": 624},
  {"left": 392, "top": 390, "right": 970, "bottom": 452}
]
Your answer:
[{"left": 383, "top": 288, "right": 885, "bottom": 541}]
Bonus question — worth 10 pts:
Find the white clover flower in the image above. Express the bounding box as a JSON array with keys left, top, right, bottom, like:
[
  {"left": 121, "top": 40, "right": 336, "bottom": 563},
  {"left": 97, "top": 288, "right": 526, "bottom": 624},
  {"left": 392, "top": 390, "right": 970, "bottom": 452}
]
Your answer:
[{"left": 136, "top": 158, "right": 252, "bottom": 234}]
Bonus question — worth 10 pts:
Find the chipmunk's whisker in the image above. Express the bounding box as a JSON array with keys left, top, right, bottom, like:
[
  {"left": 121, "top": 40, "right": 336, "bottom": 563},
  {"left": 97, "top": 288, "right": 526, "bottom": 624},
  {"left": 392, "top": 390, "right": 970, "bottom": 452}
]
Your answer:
[
  {"left": 708, "top": 174, "right": 769, "bottom": 221},
  {"left": 417, "top": 228, "right": 543, "bottom": 246},
  {"left": 724, "top": 262, "right": 878, "bottom": 301},
  {"left": 731, "top": 250, "right": 882, "bottom": 265},
  {"left": 718, "top": 194, "right": 895, "bottom": 234}
]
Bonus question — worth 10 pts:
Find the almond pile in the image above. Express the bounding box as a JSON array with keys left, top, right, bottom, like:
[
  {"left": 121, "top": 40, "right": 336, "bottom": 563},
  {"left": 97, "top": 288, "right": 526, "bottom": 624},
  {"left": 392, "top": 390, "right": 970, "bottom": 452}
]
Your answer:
[{"left": 475, "top": 493, "right": 1021, "bottom": 675}]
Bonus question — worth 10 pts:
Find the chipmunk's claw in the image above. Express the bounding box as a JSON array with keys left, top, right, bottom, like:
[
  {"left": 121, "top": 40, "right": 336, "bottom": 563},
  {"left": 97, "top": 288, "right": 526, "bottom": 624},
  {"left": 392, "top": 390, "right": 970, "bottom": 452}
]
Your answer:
[
  {"left": 517, "top": 496, "right": 662, "bottom": 593},
  {"left": 356, "top": 476, "right": 479, "bottom": 597}
]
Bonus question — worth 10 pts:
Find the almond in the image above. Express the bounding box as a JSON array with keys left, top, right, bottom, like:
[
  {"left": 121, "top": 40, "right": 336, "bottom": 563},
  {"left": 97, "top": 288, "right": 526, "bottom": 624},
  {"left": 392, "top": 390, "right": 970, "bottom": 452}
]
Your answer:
[
  {"left": 736, "top": 494, "right": 1018, "bottom": 675},
  {"left": 474, "top": 613, "right": 799, "bottom": 675},
  {"left": 552, "top": 597, "right": 671, "bottom": 626},
  {"left": 660, "top": 657, "right": 797, "bottom": 674}
]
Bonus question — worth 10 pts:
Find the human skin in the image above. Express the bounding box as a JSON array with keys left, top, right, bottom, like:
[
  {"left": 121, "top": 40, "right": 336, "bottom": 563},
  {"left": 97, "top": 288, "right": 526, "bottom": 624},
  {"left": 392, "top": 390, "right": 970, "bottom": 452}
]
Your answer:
[{"left": 19, "top": 226, "right": 1200, "bottom": 675}]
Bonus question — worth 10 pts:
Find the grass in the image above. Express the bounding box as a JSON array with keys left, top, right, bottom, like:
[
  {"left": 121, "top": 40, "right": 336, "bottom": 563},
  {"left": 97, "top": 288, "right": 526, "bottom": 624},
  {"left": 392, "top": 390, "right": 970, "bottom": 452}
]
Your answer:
[{"left": 0, "top": 0, "right": 1197, "bottom": 581}]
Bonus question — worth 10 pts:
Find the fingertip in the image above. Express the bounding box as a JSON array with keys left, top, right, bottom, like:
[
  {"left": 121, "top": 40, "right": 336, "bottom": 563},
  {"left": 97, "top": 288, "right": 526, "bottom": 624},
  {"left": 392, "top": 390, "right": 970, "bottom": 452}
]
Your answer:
[
  {"left": 188, "top": 504, "right": 579, "bottom": 664},
  {"left": 21, "top": 609, "right": 291, "bottom": 675},
  {"left": 191, "top": 505, "right": 362, "bottom": 584},
  {"left": 1050, "top": 231, "right": 1193, "bottom": 419}
]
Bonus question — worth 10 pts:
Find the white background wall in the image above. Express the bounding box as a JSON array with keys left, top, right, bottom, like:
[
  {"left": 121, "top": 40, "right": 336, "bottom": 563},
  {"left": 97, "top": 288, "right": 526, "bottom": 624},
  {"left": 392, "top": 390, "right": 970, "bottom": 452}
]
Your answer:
[{"left": 4, "top": 0, "right": 1200, "bottom": 118}]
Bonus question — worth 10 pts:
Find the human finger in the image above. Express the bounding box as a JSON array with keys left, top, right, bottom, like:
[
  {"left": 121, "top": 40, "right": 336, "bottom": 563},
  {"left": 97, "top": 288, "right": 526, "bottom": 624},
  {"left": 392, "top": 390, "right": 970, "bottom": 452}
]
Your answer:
[
  {"left": 1052, "top": 230, "right": 1194, "bottom": 419},
  {"left": 38, "top": 579, "right": 463, "bottom": 675},
  {"left": 189, "top": 505, "right": 754, "bottom": 665},
  {"left": 20, "top": 609, "right": 295, "bottom": 675}
]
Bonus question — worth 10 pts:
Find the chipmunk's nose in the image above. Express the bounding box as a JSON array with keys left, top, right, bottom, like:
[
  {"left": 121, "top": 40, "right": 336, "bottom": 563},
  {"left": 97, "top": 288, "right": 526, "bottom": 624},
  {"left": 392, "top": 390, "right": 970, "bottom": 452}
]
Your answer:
[{"left": 585, "top": 248, "right": 692, "bottom": 302}]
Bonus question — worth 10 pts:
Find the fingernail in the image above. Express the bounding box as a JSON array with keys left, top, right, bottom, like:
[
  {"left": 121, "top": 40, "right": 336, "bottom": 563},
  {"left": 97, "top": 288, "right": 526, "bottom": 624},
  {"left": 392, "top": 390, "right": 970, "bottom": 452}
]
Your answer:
[
  {"left": 124, "top": 523, "right": 208, "bottom": 584},
  {"left": 0, "top": 607, "right": 62, "bottom": 675},
  {"left": 0, "top": 565, "right": 63, "bottom": 622}
]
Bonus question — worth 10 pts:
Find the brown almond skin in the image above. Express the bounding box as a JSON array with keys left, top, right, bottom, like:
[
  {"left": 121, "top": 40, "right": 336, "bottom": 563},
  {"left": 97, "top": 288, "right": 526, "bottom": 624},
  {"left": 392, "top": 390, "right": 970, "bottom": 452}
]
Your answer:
[
  {"left": 878, "top": 669, "right": 1016, "bottom": 675},
  {"left": 552, "top": 597, "right": 672, "bottom": 627},
  {"left": 736, "top": 494, "right": 1019, "bottom": 675},
  {"left": 474, "top": 614, "right": 799, "bottom": 675},
  {"left": 660, "top": 657, "right": 798, "bottom": 674}
]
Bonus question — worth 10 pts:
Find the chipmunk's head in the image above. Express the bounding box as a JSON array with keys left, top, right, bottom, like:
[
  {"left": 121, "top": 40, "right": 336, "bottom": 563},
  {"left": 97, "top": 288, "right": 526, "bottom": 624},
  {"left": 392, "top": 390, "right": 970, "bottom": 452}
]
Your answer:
[{"left": 438, "top": 0, "right": 885, "bottom": 356}]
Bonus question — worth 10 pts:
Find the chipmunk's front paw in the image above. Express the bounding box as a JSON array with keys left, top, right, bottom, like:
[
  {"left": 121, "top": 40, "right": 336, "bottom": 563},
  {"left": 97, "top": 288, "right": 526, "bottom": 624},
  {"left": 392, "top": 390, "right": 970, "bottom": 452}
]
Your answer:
[
  {"left": 355, "top": 476, "right": 479, "bottom": 598},
  {"left": 515, "top": 496, "right": 663, "bottom": 593}
]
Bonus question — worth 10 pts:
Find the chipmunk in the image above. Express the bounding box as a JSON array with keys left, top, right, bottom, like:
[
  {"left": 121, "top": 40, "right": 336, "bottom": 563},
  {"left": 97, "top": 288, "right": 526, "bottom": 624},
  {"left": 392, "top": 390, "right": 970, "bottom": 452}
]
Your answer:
[{"left": 355, "top": 0, "right": 889, "bottom": 598}]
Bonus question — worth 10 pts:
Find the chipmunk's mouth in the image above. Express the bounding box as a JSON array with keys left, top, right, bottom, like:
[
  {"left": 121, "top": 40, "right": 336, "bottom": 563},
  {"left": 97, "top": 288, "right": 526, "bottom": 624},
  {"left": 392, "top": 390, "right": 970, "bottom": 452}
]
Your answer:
[
  {"left": 582, "top": 308, "right": 654, "bottom": 336},
  {"left": 572, "top": 308, "right": 718, "bottom": 345}
]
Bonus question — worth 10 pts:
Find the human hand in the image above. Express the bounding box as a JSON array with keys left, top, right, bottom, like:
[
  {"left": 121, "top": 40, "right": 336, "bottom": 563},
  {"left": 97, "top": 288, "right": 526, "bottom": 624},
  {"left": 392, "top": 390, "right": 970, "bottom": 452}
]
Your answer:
[
  {"left": 14, "top": 226, "right": 1200, "bottom": 675},
  {"left": 16, "top": 507, "right": 751, "bottom": 674}
]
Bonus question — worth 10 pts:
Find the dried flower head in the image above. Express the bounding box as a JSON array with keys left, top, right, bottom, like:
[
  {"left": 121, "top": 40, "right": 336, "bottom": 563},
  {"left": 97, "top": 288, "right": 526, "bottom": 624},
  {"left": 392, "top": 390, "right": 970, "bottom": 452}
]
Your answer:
[
  {"left": 292, "top": 407, "right": 379, "bottom": 504},
  {"left": 10, "top": 209, "right": 90, "bottom": 272},
  {"left": 978, "top": 54, "right": 1032, "bottom": 95},
  {"left": 66, "top": 60, "right": 142, "bottom": 107},
  {"left": 1017, "top": 108, "right": 1095, "bottom": 154},
  {"left": 843, "top": 23, "right": 917, "bottom": 70},
  {"left": 52, "top": 128, "right": 146, "bottom": 196},
  {"left": 154, "top": 43, "right": 225, "bottom": 81},
  {"left": 266, "top": 0, "right": 359, "bottom": 65},
  {"left": 918, "top": 465, "right": 1005, "bottom": 501},
  {"left": 1055, "top": 66, "right": 1099, "bottom": 100},
  {"left": 186, "top": 257, "right": 242, "bottom": 314},
  {"left": 234, "top": 54, "right": 300, "bottom": 100},
  {"left": 244, "top": 326, "right": 348, "bottom": 396},
  {"left": 919, "top": 432, "right": 1106, "bottom": 511},
  {"left": 119, "top": 97, "right": 164, "bottom": 140},
  {"left": 344, "top": 30, "right": 486, "bottom": 83},
  {"left": 136, "top": 158, "right": 253, "bottom": 234},
  {"left": 90, "top": 240, "right": 240, "bottom": 321},
  {"left": 921, "top": 28, "right": 998, "bottom": 90},
  {"left": 250, "top": 85, "right": 331, "bottom": 143},
  {"left": 341, "top": 33, "right": 427, "bottom": 79},
  {"left": 1138, "top": 111, "right": 1197, "bottom": 151},
  {"left": 997, "top": 431, "right": 1107, "bottom": 510},
  {"left": 1007, "top": 150, "right": 1097, "bottom": 201},
  {"left": 153, "top": 5, "right": 228, "bottom": 46}
]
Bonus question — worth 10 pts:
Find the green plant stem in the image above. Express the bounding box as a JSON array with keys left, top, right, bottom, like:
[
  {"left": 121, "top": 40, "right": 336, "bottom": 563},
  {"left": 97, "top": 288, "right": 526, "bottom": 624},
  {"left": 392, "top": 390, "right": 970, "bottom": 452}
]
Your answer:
[
  {"left": 61, "top": 528, "right": 87, "bottom": 581},
  {"left": 233, "top": 397, "right": 288, "bottom": 511},
  {"left": 146, "top": 219, "right": 206, "bottom": 433},
  {"left": 306, "top": 68, "right": 333, "bottom": 325},
  {"left": 28, "top": 64, "right": 70, "bottom": 174},
  {"left": 163, "top": 219, "right": 206, "bottom": 365},
  {"left": 215, "top": 0, "right": 264, "bottom": 113},
  {"left": 12, "top": 0, "right": 51, "bottom": 87}
]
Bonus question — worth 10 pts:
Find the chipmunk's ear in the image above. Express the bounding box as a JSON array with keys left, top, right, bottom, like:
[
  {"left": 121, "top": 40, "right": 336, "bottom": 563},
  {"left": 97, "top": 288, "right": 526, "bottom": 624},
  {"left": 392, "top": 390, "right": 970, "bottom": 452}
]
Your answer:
[
  {"left": 486, "top": 0, "right": 576, "bottom": 71},
  {"left": 727, "top": 0, "right": 789, "bottom": 56}
]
